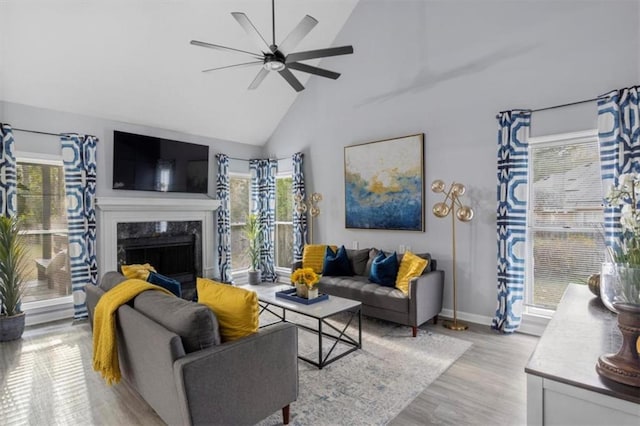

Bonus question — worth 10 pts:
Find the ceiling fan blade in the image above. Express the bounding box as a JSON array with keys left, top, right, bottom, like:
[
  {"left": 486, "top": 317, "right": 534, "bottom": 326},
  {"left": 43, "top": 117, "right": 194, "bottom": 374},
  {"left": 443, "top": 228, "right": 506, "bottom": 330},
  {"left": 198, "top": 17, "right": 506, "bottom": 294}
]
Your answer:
[
  {"left": 286, "top": 45, "right": 354, "bottom": 62},
  {"left": 190, "top": 40, "right": 263, "bottom": 60},
  {"left": 231, "top": 12, "right": 273, "bottom": 54},
  {"left": 277, "top": 15, "right": 318, "bottom": 55},
  {"left": 287, "top": 62, "right": 340, "bottom": 79},
  {"left": 278, "top": 68, "right": 304, "bottom": 92},
  {"left": 202, "top": 61, "right": 263, "bottom": 73},
  {"left": 248, "top": 68, "right": 270, "bottom": 90}
]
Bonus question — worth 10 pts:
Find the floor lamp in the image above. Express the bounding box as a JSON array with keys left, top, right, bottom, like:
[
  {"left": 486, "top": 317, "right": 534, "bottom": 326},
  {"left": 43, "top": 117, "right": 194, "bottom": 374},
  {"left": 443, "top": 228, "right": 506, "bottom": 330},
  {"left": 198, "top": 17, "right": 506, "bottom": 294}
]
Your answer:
[
  {"left": 431, "top": 180, "right": 474, "bottom": 331},
  {"left": 294, "top": 192, "right": 322, "bottom": 244}
]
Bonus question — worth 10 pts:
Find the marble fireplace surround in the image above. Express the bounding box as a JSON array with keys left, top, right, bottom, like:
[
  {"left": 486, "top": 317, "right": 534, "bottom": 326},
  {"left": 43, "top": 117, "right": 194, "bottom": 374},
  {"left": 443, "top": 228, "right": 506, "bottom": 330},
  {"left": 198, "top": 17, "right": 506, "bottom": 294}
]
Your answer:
[{"left": 96, "top": 197, "right": 221, "bottom": 279}]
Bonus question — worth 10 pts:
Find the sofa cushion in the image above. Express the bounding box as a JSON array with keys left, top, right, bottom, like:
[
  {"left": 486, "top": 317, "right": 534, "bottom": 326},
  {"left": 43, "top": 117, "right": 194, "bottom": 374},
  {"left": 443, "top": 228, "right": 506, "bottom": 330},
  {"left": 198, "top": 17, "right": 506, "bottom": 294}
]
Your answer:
[
  {"left": 323, "top": 245, "right": 354, "bottom": 276},
  {"left": 196, "top": 278, "right": 259, "bottom": 342},
  {"left": 369, "top": 251, "right": 399, "bottom": 287},
  {"left": 346, "top": 248, "right": 370, "bottom": 276},
  {"left": 147, "top": 271, "right": 182, "bottom": 298},
  {"left": 134, "top": 290, "right": 220, "bottom": 352},
  {"left": 395, "top": 251, "right": 429, "bottom": 295},
  {"left": 303, "top": 244, "right": 337, "bottom": 274},
  {"left": 318, "top": 276, "right": 409, "bottom": 313}
]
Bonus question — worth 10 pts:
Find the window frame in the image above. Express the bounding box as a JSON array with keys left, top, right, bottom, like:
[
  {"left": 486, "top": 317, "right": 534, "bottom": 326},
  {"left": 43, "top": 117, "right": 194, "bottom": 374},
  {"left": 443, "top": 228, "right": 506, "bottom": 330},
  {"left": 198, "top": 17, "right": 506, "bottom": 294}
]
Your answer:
[
  {"left": 524, "top": 129, "right": 600, "bottom": 319},
  {"left": 15, "top": 150, "right": 74, "bottom": 320},
  {"left": 229, "top": 172, "right": 251, "bottom": 275},
  {"left": 274, "top": 171, "right": 294, "bottom": 272}
]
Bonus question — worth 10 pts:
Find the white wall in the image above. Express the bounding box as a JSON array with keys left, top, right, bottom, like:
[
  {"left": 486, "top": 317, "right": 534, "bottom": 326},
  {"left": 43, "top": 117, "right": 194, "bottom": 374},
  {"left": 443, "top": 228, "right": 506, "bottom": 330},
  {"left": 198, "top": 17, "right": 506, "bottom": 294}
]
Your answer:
[
  {"left": 1, "top": 100, "right": 262, "bottom": 199},
  {"left": 265, "top": 0, "right": 640, "bottom": 322}
]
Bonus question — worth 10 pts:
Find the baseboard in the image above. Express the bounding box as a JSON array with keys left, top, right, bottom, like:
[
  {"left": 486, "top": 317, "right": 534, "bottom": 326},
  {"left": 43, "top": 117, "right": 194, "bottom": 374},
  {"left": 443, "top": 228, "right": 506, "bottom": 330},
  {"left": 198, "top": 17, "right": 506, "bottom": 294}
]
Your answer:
[
  {"left": 438, "top": 309, "right": 547, "bottom": 337},
  {"left": 23, "top": 296, "right": 74, "bottom": 326},
  {"left": 439, "top": 308, "right": 493, "bottom": 327}
]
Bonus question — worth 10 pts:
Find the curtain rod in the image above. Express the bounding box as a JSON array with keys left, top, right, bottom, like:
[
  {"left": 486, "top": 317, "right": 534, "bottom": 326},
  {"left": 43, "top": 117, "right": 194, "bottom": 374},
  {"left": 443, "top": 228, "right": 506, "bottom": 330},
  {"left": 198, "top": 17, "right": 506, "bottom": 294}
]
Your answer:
[
  {"left": 530, "top": 97, "right": 598, "bottom": 113},
  {"left": 228, "top": 155, "right": 290, "bottom": 162},
  {"left": 12, "top": 127, "right": 65, "bottom": 137}
]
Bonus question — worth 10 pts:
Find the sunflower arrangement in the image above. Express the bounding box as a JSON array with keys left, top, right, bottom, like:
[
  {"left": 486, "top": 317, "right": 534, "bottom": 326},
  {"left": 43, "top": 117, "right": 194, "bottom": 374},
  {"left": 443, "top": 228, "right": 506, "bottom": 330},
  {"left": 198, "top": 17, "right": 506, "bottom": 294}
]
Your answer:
[{"left": 291, "top": 267, "right": 319, "bottom": 288}]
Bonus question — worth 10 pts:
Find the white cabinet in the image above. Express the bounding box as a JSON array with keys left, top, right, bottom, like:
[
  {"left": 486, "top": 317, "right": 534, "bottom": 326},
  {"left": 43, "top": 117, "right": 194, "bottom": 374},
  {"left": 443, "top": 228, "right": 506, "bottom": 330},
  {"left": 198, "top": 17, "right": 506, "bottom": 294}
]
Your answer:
[{"left": 525, "top": 285, "right": 640, "bottom": 425}]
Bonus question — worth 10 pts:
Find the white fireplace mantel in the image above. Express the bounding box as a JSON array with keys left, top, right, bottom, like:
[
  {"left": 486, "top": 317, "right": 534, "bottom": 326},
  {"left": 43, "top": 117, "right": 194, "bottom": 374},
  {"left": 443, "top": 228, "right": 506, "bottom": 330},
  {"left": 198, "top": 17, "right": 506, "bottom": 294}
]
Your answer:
[
  {"left": 96, "top": 197, "right": 220, "bottom": 278},
  {"left": 96, "top": 197, "right": 221, "bottom": 211}
]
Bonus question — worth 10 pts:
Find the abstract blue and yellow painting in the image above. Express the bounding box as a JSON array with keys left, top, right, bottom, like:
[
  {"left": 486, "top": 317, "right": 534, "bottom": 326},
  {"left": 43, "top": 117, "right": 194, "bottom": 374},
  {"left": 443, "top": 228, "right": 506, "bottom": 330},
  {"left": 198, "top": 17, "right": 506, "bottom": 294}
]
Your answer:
[{"left": 344, "top": 134, "right": 424, "bottom": 231}]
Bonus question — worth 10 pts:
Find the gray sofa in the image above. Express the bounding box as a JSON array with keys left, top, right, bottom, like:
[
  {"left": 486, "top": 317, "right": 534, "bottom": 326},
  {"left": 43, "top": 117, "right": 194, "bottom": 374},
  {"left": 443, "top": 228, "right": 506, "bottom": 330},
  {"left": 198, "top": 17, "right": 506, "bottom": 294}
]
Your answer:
[
  {"left": 86, "top": 272, "right": 298, "bottom": 426},
  {"left": 294, "top": 248, "right": 444, "bottom": 337}
]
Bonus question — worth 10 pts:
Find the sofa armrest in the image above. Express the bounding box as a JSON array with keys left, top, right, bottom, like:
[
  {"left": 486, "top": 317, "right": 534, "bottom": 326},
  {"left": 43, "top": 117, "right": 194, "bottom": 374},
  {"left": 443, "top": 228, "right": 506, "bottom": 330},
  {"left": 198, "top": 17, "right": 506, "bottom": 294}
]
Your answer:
[
  {"left": 409, "top": 270, "right": 444, "bottom": 327},
  {"left": 291, "top": 261, "right": 303, "bottom": 272},
  {"left": 174, "top": 322, "right": 298, "bottom": 426},
  {"left": 84, "top": 284, "right": 105, "bottom": 328}
]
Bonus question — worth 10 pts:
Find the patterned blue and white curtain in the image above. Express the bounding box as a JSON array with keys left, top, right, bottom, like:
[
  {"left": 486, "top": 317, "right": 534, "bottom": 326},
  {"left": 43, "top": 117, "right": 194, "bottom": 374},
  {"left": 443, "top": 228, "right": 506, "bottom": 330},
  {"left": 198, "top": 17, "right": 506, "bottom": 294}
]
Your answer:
[
  {"left": 0, "top": 124, "right": 17, "bottom": 217},
  {"left": 492, "top": 110, "right": 531, "bottom": 334},
  {"left": 598, "top": 86, "right": 640, "bottom": 252},
  {"left": 61, "top": 134, "right": 98, "bottom": 319},
  {"left": 292, "top": 152, "right": 307, "bottom": 262},
  {"left": 216, "top": 153, "right": 232, "bottom": 283},
  {"left": 249, "top": 159, "right": 277, "bottom": 282}
]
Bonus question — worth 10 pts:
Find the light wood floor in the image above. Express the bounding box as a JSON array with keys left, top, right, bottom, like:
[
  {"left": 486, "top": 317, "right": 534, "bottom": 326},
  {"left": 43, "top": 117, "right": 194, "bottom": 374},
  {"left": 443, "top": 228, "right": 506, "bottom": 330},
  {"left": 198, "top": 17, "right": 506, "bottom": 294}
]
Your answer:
[{"left": 0, "top": 318, "right": 538, "bottom": 425}]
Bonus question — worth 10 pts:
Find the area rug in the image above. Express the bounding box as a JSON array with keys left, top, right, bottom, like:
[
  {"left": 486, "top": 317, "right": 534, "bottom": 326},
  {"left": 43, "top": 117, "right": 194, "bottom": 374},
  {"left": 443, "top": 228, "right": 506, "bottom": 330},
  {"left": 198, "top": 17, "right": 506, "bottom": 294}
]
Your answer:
[{"left": 256, "top": 312, "right": 472, "bottom": 426}]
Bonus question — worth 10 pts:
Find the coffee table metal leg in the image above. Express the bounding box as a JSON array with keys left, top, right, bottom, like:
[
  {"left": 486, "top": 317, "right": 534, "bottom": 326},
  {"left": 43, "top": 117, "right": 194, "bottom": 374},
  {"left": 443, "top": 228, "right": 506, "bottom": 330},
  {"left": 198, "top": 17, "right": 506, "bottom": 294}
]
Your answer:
[{"left": 318, "top": 319, "right": 323, "bottom": 369}]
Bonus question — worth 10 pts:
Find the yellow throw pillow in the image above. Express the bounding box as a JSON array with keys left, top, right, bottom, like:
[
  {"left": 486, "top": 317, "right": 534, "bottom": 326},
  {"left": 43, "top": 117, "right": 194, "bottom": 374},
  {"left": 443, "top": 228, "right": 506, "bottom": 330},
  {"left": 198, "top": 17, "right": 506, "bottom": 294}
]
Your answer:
[
  {"left": 121, "top": 263, "right": 156, "bottom": 280},
  {"left": 196, "top": 278, "right": 259, "bottom": 342},
  {"left": 395, "top": 251, "right": 429, "bottom": 295},
  {"left": 303, "top": 244, "right": 337, "bottom": 273}
]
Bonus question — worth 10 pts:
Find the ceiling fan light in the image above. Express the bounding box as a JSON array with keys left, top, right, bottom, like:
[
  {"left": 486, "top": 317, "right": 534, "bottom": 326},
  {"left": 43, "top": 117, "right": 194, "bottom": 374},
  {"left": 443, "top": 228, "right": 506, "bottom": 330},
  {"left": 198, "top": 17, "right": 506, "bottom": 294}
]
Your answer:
[{"left": 264, "top": 59, "right": 285, "bottom": 71}]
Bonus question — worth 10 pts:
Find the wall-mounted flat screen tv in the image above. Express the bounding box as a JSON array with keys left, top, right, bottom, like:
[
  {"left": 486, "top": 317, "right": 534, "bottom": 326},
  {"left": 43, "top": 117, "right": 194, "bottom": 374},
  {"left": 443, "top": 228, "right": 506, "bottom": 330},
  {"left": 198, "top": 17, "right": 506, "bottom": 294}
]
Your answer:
[{"left": 113, "top": 130, "right": 209, "bottom": 194}]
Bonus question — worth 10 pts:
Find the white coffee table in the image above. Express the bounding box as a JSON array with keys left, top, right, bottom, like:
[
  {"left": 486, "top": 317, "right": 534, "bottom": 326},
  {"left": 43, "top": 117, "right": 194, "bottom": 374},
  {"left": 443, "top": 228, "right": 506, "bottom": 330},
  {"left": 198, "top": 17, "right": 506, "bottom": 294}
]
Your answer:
[{"left": 240, "top": 283, "right": 362, "bottom": 369}]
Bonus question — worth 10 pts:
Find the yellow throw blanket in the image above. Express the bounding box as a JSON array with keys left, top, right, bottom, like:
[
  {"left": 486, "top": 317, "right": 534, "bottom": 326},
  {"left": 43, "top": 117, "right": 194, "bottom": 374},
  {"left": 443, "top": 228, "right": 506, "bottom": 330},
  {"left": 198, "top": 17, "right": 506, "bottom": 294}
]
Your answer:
[{"left": 92, "top": 279, "right": 171, "bottom": 385}]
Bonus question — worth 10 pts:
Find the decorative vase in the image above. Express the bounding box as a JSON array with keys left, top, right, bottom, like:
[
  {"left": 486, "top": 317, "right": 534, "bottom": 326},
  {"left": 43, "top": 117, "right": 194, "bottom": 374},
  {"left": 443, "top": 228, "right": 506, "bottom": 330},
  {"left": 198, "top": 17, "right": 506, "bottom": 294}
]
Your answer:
[
  {"left": 600, "top": 263, "right": 640, "bottom": 313},
  {"left": 587, "top": 273, "right": 600, "bottom": 298},
  {"left": 295, "top": 282, "right": 308, "bottom": 298},
  {"left": 0, "top": 312, "right": 26, "bottom": 342},
  {"left": 307, "top": 287, "right": 318, "bottom": 300},
  {"left": 247, "top": 270, "right": 261, "bottom": 285}
]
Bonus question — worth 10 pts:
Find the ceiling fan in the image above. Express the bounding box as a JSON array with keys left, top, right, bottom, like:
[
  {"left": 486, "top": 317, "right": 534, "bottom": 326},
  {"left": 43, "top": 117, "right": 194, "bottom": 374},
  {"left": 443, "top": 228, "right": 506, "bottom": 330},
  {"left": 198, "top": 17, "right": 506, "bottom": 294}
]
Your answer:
[{"left": 190, "top": 0, "right": 354, "bottom": 92}]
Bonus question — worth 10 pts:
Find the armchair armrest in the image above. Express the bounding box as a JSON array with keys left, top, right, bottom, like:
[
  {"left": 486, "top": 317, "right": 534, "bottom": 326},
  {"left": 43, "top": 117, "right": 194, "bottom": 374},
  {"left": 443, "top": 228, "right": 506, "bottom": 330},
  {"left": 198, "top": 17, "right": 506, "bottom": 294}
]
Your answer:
[
  {"left": 174, "top": 322, "right": 298, "bottom": 426},
  {"left": 409, "top": 270, "right": 444, "bottom": 327}
]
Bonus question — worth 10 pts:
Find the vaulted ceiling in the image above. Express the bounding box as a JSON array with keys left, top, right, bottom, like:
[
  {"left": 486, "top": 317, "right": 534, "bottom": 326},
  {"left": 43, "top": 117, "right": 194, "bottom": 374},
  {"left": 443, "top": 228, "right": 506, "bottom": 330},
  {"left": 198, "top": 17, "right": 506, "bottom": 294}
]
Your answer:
[{"left": 1, "top": 0, "right": 359, "bottom": 145}]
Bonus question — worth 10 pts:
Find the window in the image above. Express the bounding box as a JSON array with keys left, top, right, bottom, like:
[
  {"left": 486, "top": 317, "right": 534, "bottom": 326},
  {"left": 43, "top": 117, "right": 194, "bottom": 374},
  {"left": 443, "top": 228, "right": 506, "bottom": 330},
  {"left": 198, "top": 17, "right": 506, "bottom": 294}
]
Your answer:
[
  {"left": 275, "top": 174, "right": 293, "bottom": 269},
  {"left": 17, "top": 157, "right": 70, "bottom": 303},
  {"left": 526, "top": 131, "right": 605, "bottom": 312},
  {"left": 230, "top": 173, "right": 250, "bottom": 271}
]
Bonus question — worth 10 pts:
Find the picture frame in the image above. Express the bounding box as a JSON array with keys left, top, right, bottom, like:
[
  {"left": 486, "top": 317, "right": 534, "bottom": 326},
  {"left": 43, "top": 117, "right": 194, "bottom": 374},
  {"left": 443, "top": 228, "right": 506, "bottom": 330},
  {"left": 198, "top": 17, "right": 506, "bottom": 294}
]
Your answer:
[{"left": 344, "top": 133, "right": 425, "bottom": 231}]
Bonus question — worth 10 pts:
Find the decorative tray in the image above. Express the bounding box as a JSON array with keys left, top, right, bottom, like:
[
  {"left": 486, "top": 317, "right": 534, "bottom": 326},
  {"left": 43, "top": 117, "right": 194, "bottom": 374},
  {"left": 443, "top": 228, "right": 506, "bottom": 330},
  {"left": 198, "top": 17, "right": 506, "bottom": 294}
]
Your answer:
[{"left": 275, "top": 288, "right": 329, "bottom": 305}]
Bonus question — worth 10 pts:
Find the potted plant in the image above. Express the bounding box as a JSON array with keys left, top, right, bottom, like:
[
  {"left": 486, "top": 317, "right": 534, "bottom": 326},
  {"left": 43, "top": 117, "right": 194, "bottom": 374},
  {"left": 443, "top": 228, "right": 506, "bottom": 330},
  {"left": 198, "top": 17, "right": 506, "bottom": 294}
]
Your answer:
[
  {"left": 243, "top": 214, "right": 263, "bottom": 285},
  {"left": 291, "top": 267, "right": 320, "bottom": 299},
  {"left": 0, "top": 216, "right": 29, "bottom": 341}
]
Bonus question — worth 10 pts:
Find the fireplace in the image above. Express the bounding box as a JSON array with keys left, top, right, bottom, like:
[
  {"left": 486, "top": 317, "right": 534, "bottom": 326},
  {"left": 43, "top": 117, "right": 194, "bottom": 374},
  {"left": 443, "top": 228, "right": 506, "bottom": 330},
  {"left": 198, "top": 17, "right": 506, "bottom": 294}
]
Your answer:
[
  {"left": 116, "top": 221, "right": 202, "bottom": 299},
  {"left": 96, "top": 197, "right": 221, "bottom": 296}
]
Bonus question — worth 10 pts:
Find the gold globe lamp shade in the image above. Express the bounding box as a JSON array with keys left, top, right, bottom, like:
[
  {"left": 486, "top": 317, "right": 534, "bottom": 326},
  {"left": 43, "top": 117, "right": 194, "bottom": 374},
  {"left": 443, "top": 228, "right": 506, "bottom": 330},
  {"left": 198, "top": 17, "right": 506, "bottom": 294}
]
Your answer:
[
  {"left": 431, "top": 180, "right": 474, "bottom": 331},
  {"left": 432, "top": 202, "right": 450, "bottom": 218}
]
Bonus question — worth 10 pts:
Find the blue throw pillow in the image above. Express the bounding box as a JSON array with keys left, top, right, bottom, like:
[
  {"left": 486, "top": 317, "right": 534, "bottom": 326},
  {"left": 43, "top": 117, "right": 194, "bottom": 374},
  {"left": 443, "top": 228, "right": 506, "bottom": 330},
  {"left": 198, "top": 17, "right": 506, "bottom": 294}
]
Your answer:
[
  {"left": 369, "top": 251, "right": 399, "bottom": 287},
  {"left": 322, "top": 245, "right": 354, "bottom": 276},
  {"left": 147, "top": 271, "right": 182, "bottom": 297}
]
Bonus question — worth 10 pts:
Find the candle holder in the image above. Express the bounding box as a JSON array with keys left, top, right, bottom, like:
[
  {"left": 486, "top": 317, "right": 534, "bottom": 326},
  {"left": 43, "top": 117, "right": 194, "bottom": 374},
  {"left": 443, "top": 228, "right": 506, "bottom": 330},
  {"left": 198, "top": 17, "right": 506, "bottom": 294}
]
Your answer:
[{"left": 432, "top": 180, "right": 474, "bottom": 331}]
